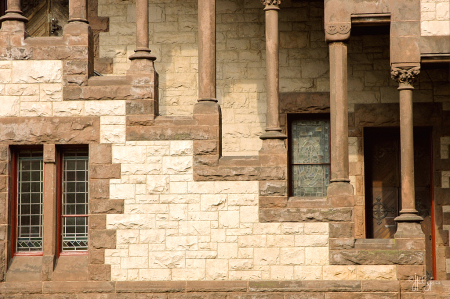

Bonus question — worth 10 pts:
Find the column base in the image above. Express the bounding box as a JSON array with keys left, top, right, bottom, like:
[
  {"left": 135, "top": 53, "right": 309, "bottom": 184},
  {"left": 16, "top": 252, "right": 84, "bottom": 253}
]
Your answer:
[
  {"left": 394, "top": 213, "right": 423, "bottom": 222},
  {"left": 198, "top": 98, "right": 218, "bottom": 103},
  {"left": 394, "top": 221, "right": 424, "bottom": 239},
  {"left": 129, "top": 49, "right": 156, "bottom": 61},
  {"left": 0, "top": 12, "right": 28, "bottom": 23}
]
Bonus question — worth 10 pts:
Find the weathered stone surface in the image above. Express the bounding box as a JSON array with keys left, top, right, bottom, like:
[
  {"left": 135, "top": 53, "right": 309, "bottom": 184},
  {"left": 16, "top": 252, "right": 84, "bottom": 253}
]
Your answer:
[
  {"left": 330, "top": 250, "right": 425, "bottom": 265},
  {"left": 90, "top": 229, "right": 116, "bottom": 249},
  {"left": 260, "top": 208, "right": 353, "bottom": 223},
  {"left": 90, "top": 164, "right": 121, "bottom": 179},
  {"left": 0, "top": 117, "right": 99, "bottom": 144},
  {"left": 90, "top": 199, "right": 124, "bottom": 214}
]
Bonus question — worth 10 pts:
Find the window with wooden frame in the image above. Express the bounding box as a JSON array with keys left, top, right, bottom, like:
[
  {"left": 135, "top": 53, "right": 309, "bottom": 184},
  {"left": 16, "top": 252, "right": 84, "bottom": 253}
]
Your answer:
[
  {"left": 289, "top": 115, "right": 331, "bottom": 198},
  {"left": 12, "top": 148, "right": 44, "bottom": 255},
  {"left": 58, "top": 148, "right": 89, "bottom": 254}
]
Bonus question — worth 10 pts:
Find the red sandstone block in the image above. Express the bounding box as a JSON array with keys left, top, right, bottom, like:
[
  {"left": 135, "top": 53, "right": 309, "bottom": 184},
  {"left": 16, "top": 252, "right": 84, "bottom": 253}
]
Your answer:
[
  {"left": 89, "top": 144, "right": 112, "bottom": 164},
  {"left": 90, "top": 164, "right": 121, "bottom": 179}
]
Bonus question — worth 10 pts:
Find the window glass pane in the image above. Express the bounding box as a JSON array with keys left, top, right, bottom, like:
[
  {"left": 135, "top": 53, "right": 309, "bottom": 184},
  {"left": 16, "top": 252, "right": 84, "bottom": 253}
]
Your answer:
[
  {"left": 17, "top": 150, "right": 43, "bottom": 252},
  {"left": 292, "top": 165, "right": 330, "bottom": 197},
  {"left": 291, "top": 119, "right": 330, "bottom": 164},
  {"left": 62, "top": 150, "right": 88, "bottom": 251}
]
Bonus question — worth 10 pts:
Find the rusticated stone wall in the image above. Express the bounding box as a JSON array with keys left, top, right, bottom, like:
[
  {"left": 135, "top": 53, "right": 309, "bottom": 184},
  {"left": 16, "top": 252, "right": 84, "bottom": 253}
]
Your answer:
[{"left": 421, "top": 0, "right": 450, "bottom": 36}]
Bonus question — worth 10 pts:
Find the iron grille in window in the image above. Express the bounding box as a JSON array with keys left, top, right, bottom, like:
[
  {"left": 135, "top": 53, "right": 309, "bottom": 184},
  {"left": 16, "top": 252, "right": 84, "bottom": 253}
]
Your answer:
[
  {"left": 291, "top": 118, "right": 330, "bottom": 197},
  {"left": 17, "top": 151, "right": 43, "bottom": 252},
  {"left": 62, "top": 150, "right": 88, "bottom": 251}
]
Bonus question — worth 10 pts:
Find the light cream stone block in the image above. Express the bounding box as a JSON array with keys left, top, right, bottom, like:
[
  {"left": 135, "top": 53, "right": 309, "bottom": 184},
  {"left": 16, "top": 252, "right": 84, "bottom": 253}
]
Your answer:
[
  {"left": 304, "top": 247, "right": 328, "bottom": 265},
  {"left": 228, "top": 194, "right": 258, "bottom": 206},
  {"left": 86, "top": 100, "right": 126, "bottom": 116},
  {"left": 295, "top": 235, "right": 329, "bottom": 247},
  {"left": 121, "top": 257, "right": 149, "bottom": 269},
  {"left": 253, "top": 223, "right": 281, "bottom": 235},
  {"left": 185, "top": 251, "right": 217, "bottom": 259},
  {"left": 122, "top": 164, "right": 161, "bottom": 175},
  {"left": 20, "top": 102, "right": 52, "bottom": 117},
  {"left": 12, "top": 61, "right": 62, "bottom": 83},
  {"left": 422, "top": 20, "right": 450, "bottom": 35},
  {"left": 323, "top": 265, "right": 357, "bottom": 280},
  {"left": 239, "top": 206, "right": 259, "bottom": 223},
  {"left": 280, "top": 248, "right": 305, "bottom": 265},
  {"left": 238, "top": 235, "right": 267, "bottom": 248},
  {"left": 160, "top": 194, "right": 200, "bottom": 204},
  {"left": 170, "top": 141, "right": 193, "bottom": 156},
  {"left": 219, "top": 211, "right": 240, "bottom": 228},
  {"left": 110, "top": 183, "right": 135, "bottom": 200},
  {"left": 206, "top": 259, "right": 229, "bottom": 280},
  {"left": 436, "top": 2, "right": 449, "bottom": 20},
  {"left": 52, "top": 101, "right": 85, "bottom": 116},
  {"left": 188, "top": 182, "right": 215, "bottom": 194},
  {"left": 101, "top": 124, "right": 126, "bottom": 144},
  {"left": 0, "top": 96, "right": 20, "bottom": 116},
  {"left": 5, "top": 84, "right": 39, "bottom": 96},
  {"left": 442, "top": 171, "right": 450, "bottom": 188},
  {"left": 201, "top": 194, "right": 227, "bottom": 211},
  {"left": 218, "top": 242, "right": 238, "bottom": 259},
  {"left": 270, "top": 266, "right": 294, "bottom": 280},
  {"left": 229, "top": 270, "right": 262, "bottom": 280},
  {"left": 188, "top": 211, "right": 219, "bottom": 221},
  {"left": 139, "top": 269, "right": 171, "bottom": 280},
  {"left": 149, "top": 251, "right": 185, "bottom": 268},
  {"left": 267, "top": 235, "right": 295, "bottom": 247},
  {"left": 254, "top": 248, "right": 280, "bottom": 265},
  {"left": 139, "top": 229, "right": 165, "bottom": 243},
  {"left": 162, "top": 156, "right": 192, "bottom": 174},
  {"left": 113, "top": 145, "right": 147, "bottom": 164},
  {"left": 281, "top": 223, "right": 304, "bottom": 235},
  {"left": 116, "top": 230, "right": 139, "bottom": 245},
  {"left": 147, "top": 175, "right": 170, "bottom": 194},
  {"left": 166, "top": 236, "right": 198, "bottom": 250},
  {"left": 129, "top": 244, "right": 149, "bottom": 257},
  {"left": 229, "top": 259, "right": 253, "bottom": 270},
  {"left": 172, "top": 268, "right": 205, "bottom": 280},
  {"left": 107, "top": 214, "right": 155, "bottom": 230},
  {"left": 356, "top": 265, "right": 396, "bottom": 280},
  {"left": 294, "top": 266, "right": 323, "bottom": 280},
  {"left": 179, "top": 221, "right": 211, "bottom": 236},
  {"left": 215, "top": 181, "right": 259, "bottom": 194},
  {"left": 40, "top": 83, "right": 62, "bottom": 101},
  {"left": 111, "top": 267, "right": 128, "bottom": 281},
  {"left": 441, "top": 137, "right": 450, "bottom": 159},
  {"left": 304, "top": 223, "right": 329, "bottom": 235}
]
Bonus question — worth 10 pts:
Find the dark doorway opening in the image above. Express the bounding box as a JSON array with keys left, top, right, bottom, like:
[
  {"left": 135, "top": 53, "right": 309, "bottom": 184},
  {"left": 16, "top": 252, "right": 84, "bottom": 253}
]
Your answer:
[{"left": 364, "top": 127, "right": 435, "bottom": 279}]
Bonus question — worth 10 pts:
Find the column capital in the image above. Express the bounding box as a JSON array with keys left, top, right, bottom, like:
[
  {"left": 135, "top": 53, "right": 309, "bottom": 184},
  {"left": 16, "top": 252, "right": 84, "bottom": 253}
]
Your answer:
[
  {"left": 391, "top": 65, "right": 420, "bottom": 89},
  {"left": 261, "top": 0, "right": 281, "bottom": 10},
  {"left": 325, "top": 22, "right": 351, "bottom": 42}
]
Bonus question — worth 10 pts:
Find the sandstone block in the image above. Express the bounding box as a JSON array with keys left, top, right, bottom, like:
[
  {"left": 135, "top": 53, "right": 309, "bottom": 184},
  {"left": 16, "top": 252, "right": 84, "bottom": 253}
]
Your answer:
[
  {"left": 138, "top": 269, "right": 171, "bottom": 281},
  {"left": 305, "top": 247, "right": 328, "bottom": 265},
  {"left": 218, "top": 242, "right": 238, "bottom": 259},
  {"left": 267, "top": 235, "right": 295, "bottom": 247},
  {"left": 200, "top": 194, "right": 227, "bottom": 211},
  {"left": 5, "top": 84, "right": 39, "bottom": 96},
  {"left": 270, "top": 266, "right": 294, "bottom": 280},
  {"left": 20, "top": 102, "right": 52, "bottom": 117},
  {"left": 172, "top": 268, "right": 205, "bottom": 281},
  {"left": 101, "top": 124, "right": 126, "bottom": 144},
  {"left": 219, "top": 211, "right": 240, "bottom": 228},
  {"left": 293, "top": 266, "right": 323, "bottom": 280},
  {"left": 280, "top": 248, "right": 305, "bottom": 265},
  {"left": 0, "top": 96, "right": 19, "bottom": 116},
  {"left": 116, "top": 229, "right": 139, "bottom": 245},
  {"left": 357, "top": 265, "right": 397, "bottom": 280},
  {"left": 323, "top": 265, "right": 357, "bottom": 280},
  {"left": 206, "top": 259, "right": 229, "bottom": 280},
  {"left": 52, "top": 101, "right": 85, "bottom": 116},
  {"left": 107, "top": 214, "right": 155, "bottom": 230},
  {"left": 238, "top": 235, "right": 266, "bottom": 248},
  {"left": 40, "top": 84, "right": 63, "bottom": 101},
  {"left": 11, "top": 60, "right": 62, "bottom": 83},
  {"left": 254, "top": 248, "right": 280, "bottom": 265},
  {"left": 162, "top": 156, "right": 192, "bottom": 174}
]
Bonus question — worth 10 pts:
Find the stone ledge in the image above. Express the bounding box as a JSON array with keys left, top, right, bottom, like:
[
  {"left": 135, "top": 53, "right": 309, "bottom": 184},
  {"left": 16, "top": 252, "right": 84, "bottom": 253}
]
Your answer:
[
  {"left": 330, "top": 250, "right": 425, "bottom": 265},
  {"left": 115, "top": 281, "right": 186, "bottom": 293},
  {"left": 42, "top": 281, "right": 114, "bottom": 293},
  {"left": 248, "top": 280, "right": 361, "bottom": 292},
  {"left": 260, "top": 208, "right": 353, "bottom": 222}
]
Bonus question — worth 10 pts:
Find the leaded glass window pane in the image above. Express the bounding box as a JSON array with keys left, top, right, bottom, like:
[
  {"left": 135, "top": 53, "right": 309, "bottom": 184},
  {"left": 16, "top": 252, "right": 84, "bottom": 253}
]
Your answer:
[
  {"left": 17, "top": 150, "right": 43, "bottom": 252},
  {"left": 62, "top": 150, "right": 88, "bottom": 251},
  {"left": 291, "top": 118, "right": 330, "bottom": 197}
]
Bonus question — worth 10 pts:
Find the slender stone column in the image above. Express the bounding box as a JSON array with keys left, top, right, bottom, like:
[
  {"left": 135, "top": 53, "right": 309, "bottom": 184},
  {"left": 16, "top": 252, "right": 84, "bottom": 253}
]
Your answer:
[
  {"left": 69, "top": 0, "right": 88, "bottom": 23},
  {"left": 391, "top": 65, "right": 423, "bottom": 223},
  {"left": 0, "top": 0, "right": 27, "bottom": 23},
  {"left": 129, "top": 0, "right": 156, "bottom": 61},
  {"left": 198, "top": 0, "right": 216, "bottom": 102},
  {"left": 329, "top": 42, "right": 349, "bottom": 183},
  {"left": 260, "top": 0, "right": 285, "bottom": 140}
]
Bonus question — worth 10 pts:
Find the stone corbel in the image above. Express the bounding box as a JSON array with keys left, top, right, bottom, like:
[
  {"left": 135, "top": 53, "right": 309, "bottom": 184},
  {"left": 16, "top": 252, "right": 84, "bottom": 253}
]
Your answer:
[{"left": 325, "top": 22, "right": 351, "bottom": 42}]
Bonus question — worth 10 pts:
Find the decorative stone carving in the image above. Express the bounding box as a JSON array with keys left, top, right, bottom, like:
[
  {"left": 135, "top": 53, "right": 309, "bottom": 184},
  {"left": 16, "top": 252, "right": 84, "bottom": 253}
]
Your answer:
[
  {"left": 325, "top": 22, "right": 351, "bottom": 42},
  {"left": 390, "top": 66, "right": 420, "bottom": 86},
  {"left": 261, "top": 0, "right": 281, "bottom": 9}
]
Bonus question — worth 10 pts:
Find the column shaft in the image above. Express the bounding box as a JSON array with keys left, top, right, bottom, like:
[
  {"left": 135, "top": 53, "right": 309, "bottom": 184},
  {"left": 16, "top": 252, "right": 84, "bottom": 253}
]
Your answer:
[
  {"left": 136, "top": 0, "right": 149, "bottom": 51},
  {"left": 265, "top": 8, "right": 280, "bottom": 132},
  {"left": 7, "top": 0, "right": 20, "bottom": 12},
  {"left": 198, "top": 0, "right": 216, "bottom": 101},
  {"left": 69, "top": 0, "right": 88, "bottom": 22},
  {"left": 329, "top": 42, "right": 349, "bottom": 182}
]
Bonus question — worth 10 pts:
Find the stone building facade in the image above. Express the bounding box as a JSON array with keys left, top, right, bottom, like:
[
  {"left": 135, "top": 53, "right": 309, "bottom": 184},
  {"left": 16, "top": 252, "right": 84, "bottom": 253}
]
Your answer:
[{"left": 0, "top": 0, "right": 449, "bottom": 297}]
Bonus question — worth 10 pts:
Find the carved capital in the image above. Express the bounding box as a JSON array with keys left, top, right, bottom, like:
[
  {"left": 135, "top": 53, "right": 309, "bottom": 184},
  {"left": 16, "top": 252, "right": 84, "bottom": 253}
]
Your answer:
[
  {"left": 391, "top": 66, "right": 420, "bottom": 87},
  {"left": 325, "top": 22, "right": 351, "bottom": 42},
  {"left": 261, "top": 0, "right": 281, "bottom": 10}
]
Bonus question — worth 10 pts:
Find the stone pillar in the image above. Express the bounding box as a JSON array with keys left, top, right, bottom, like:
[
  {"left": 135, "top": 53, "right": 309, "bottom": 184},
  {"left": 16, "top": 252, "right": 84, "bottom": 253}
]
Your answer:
[
  {"left": 129, "top": 0, "right": 156, "bottom": 61},
  {"left": 391, "top": 65, "right": 423, "bottom": 226},
  {"left": 69, "top": 0, "right": 88, "bottom": 23},
  {"left": 198, "top": 0, "right": 216, "bottom": 102},
  {"left": 329, "top": 42, "right": 349, "bottom": 183},
  {"left": 0, "top": 0, "right": 27, "bottom": 24},
  {"left": 42, "top": 145, "right": 57, "bottom": 281},
  {"left": 260, "top": 0, "right": 285, "bottom": 140}
]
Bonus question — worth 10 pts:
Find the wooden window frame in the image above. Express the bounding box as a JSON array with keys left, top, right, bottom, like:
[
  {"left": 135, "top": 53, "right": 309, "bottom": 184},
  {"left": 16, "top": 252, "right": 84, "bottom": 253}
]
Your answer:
[
  {"left": 11, "top": 146, "right": 44, "bottom": 256},
  {"left": 288, "top": 114, "right": 331, "bottom": 199},
  {"left": 57, "top": 146, "right": 89, "bottom": 256}
]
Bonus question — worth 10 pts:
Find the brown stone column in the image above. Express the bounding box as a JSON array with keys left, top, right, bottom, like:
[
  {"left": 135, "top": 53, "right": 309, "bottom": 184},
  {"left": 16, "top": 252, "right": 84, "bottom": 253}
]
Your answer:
[
  {"left": 42, "top": 145, "right": 57, "bottom": 280},
  {"left": 260, "top": 0, "right": 285, "bottom": 140},
  {"left": 69, "top": 0, "right": 88, "bottom": 23},
  {"left": 391, "top": 65, "right": 423, "bottom": 224},
  {"left": 0, "top": 0, "right": 27, "bottom": 23},
  {"left": 198, "top": 0, "right": 216, "bottom": 102},
  {"left": 329, "top": 42, "right": 349, "bottom": 183},
  {"left": 129, "top": 0, "right": 155, "bottom": 60}
]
